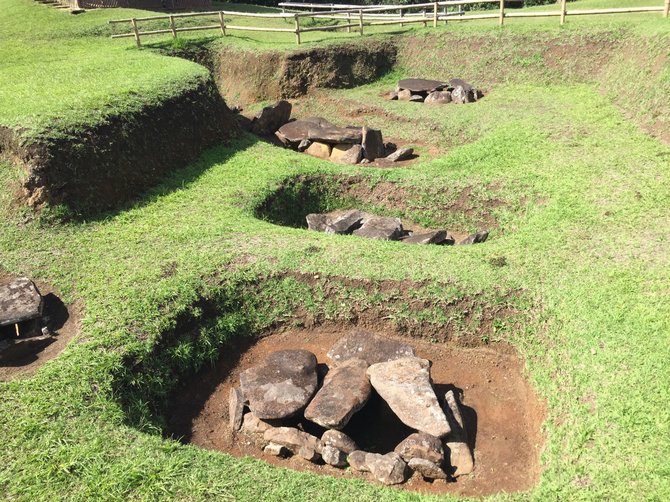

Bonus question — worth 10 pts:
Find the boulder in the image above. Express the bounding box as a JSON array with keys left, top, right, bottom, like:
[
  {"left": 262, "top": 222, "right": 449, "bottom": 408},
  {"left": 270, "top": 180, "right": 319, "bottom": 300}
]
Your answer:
[
  {"left": 367, "top": 357, "right": 451, "bottom": 438},
  {"left": 443, "top": 390, "right": 474, "bottom": 477},
  {"left": 251, "top": 100, "right": 292, "bottom": 135},
  {"left": 241, "top": 412, "right": 274, "bottom": 435},
  {"left": 352, "top": 216, "right": 404, "bottom": 241},
  {"left": 394, "top": 432, "right": 444, "bottom": 464},
  {"left": 264, "top": 442, "right": 287, "bottom": 456},
  {"left": 402, "top": 230, "right": 450, "bottom": 245},
  {"left": 365, "top": 452, "right": 408, "bottom": 485},
  {"left": 425, "top": 91, "right": 452, "bottom": 105},
  {"left": 263, "top": 427, "right": 321, "bottom": 461},
  {"left": 324, "top": 210, "right": 367, "bottom": 235},
  {"left": 304, "top": 358, "right": 371, "bottom": 429},
  {"left": 327, "top": 329, "right": 415, "bottom": 366},
  {"left": 408, "top": 458, "right": 448, "bottom": 480},
  {"left": 0, "top": 277, "right": 43, "bottom": 326},
  {"left": 321, "top": 445, "right": 348, "bottom": 467},
  {"left": 306, "top": 213, "right": 330, "bottom": 232},
  {"left": 239, "top": 349, "right": 318, "bottom": 419},
  {"left": 321, "top": 430, "right": 359, "bottom": 454},
  {"left": 331, "top": 144, "right": 363, "bottom": 165},
  {"left": 305, "top": 141, "right": 332, "bottom": 160},
  {"left": 458, "top": 230, "right": 489, "bottom": 245},
  {"left": 361, "top": 127, "right": 385, "bottom": 161},
  {"left": 347, "top": 450, "right": 369, "bottom": 472},
  {"left": 229, "top": 387, "right": 245, "bottom": 432},
  {"left": 398, "top": 78, "right": 447, "bottom": 93},
  {"left": 383, "top": 148, "right": 414, "bottom": 162},
  {"left": 409, "top": 95, "right": 425, "bottom": 102},
  {"left": 397, "top": 89, "right": 412, "bottom": 101},
  {"left": 388, "top": 91, "right": 399, "bottom": 100}
]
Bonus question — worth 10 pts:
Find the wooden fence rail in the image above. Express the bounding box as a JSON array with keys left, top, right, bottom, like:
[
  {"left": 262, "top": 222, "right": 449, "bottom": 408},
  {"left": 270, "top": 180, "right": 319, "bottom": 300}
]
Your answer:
[{"left": 110, "top": 0, "right": 669, "bottom": 47}]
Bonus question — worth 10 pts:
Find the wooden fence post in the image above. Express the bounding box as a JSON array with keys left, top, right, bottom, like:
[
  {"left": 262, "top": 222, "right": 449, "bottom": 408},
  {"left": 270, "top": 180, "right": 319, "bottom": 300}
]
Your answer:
[
  {"left": 131, "top": 18, "right": 141, "bottom": 47},
  {"left": 400, "top": 8, "right": 404, "bottom": 27},
  {"left": 444, "top": 5, "right": 448, "bottom": 25},
  {"left": 560, "top": 0, "right": 567, "bottom": 25},
  {"left": 294, "top": 14, "right": 301, "bottom": 45},
  {"left": 664, "top": 0, "right": 669, "bottom": 18},
  {"left": 499, "top": 0, "right": 505, "bottom": 26},
  {"left": 347, "top": 11, "right": 351, "bottom": 33},
  {"left": 169, "top": 15, "right": 177, "bottom": 38},
  {"left": 423, "top": 8, "right": 427, "bottom": 27},
  {"left": 218, "top": 11, "right": 226, "bottom": 36},
  {"left": 433, "top": 1, "right": 438, "bottom": 28},
  {"left": 359, "top": 9, "right": 364, "bottom": 36}
]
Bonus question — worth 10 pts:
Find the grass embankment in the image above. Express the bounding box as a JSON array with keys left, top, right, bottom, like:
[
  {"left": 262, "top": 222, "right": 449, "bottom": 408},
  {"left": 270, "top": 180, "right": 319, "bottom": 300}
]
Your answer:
[{"left": 1, "top": 0, "right": 669, "bottom": 500}]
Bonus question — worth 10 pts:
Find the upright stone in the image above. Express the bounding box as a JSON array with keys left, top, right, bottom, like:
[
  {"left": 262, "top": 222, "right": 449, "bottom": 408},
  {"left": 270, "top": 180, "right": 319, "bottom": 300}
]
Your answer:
[
  {"left": 330, "top": 144, "right": 363, "bottom": 165},
  {"left": 251, "top": 100, "right": 292, "bottom": 135},
  {"left": 443, "top": 390, "right": 474, "bottom": 477},
  {"left": 425, "top": 91, "right": 452, "bottom": 105},
  {"left": 367, "top": 357, "right": 451, "bottom": 438},
  {"left": 229, "top": 387, "right": 245, "bottom": 432},
  {"left": 327, "top": 329, "right": 415, "bottom": 366},
  {"left": 304, "top": 358, "right": 372, "bottom": 429},
  {"left": 239, "top": 349, "right": 318, "bottom": 419},
  {"left": 361, "top": 127, "right": 385, "bottom": 161}
]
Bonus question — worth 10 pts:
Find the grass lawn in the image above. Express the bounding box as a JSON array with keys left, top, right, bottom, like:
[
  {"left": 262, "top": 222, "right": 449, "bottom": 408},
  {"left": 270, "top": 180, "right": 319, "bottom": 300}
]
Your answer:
[{"left": 1, "top": 0, "right": 669, "bottom": 500}]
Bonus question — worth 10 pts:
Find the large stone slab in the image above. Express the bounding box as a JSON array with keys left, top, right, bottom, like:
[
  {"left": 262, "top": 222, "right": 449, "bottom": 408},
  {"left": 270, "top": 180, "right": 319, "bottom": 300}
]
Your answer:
[
  {"left": 327, "top": 329, "right": 415, "bottom": 366},
  {"left": 304, "top": 358, "right": 371, "bottom": 429},
  {"left": 307, "top": 126, "right": 362, "bottom": 145},
  {"left": 367, "top": 357, "right": 451, "bottom": 438},
  {"left": 398, "top": 78, "right": 447, "bottom": 93},
  {"left": 0, "top": 277, "right": 43, "bottom": 326},
  {"left": 402, "top": 230, "right": 450, "bottom": 245},
  {"left": 240, "top": 349, "right": 318, "bottom": 419},
  {"left": 275, "top": 116, "right": 337, "bottom": 145},
  {"left": 352, "top": 216, "right": 403, "bottom": 241},
  {"left": 251, "top": 100, "right": 292, "bottom": 135}
]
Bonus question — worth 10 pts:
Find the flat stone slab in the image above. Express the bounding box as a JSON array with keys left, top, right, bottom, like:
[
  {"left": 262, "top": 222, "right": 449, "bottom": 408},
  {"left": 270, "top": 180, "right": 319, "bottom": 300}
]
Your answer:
[
  {"left": 0, "top": 277, "right": 43, "bottom": 326},
  {"left": 398, "top": 78, "right": 447, "bottom": 93},
  {"left": 383, "top": 147, "right": 414, "bottom": 162},
  {"left": 327, "top": 329, "right": 415, "bottom": 366},
  {"left": 402, "top": 230, "right": 449, "bottom": 245},
  {"left": 352, "top": 216, "right": 403, "bottom": 241},
  {"left": 367, "top": 357, "right": 451, "bottom": 438},
  {"left": 458, "top": 230, "right": 489, "bottom": 245},
  {"left": 307, "top": 126, "right": 362, "bottom": 145},
  {"left": 304, "top": 358, "right": 371, "bottom": 429},
  {"left": 240, "top": 349, "right": 318, "bottom": 419},
  {"left": 276, "top": 117, "right": 337, "bottom": 144}
]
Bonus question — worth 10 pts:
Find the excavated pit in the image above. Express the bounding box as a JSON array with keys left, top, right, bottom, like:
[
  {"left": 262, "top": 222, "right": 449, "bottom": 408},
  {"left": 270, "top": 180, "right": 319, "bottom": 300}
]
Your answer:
[{"left": 167, "top": 327, "right": 545, "bottom": 497}]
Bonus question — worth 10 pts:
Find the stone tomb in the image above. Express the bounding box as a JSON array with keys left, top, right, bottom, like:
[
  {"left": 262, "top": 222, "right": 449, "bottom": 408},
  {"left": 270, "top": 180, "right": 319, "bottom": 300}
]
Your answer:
[
  {"left": 229, "top": 329, "right": 475, "bottom": 485},
  {"left": 390, "top": 78, "right": 484, "bottom": 105}
]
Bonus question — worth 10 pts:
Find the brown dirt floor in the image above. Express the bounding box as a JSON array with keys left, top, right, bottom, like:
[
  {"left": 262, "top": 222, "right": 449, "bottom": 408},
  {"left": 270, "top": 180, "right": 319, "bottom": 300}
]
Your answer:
[
  {"left": 168, "top": 327, "right": 545, "bottom": 497},
  {"left": 0, "top": 271, "right": 81, "bottom": 381}
]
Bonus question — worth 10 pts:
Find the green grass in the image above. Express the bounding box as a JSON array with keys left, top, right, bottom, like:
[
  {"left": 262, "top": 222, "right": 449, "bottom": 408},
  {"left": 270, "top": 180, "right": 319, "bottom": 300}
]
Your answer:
[{"left": 1, "top": 0, "right": 670, "bottom": 500}]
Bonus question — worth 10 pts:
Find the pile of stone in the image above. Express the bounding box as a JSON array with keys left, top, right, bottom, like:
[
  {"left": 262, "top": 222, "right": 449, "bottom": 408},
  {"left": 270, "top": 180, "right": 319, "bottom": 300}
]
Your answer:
[
  {"left": 0, "top": 277, "right": 55, "bottom": 363},
  {"left": 306, "top": 209, "right": 489, "bottom": 245},
  {"left": 390, "top": 78, "right": 483, "bottom": 105},
  {"left": 230, "top": 330, "right": 475, "bottom": 485},
  {"left": 250, "top": 101, "right": 414, "bottom": 165}
]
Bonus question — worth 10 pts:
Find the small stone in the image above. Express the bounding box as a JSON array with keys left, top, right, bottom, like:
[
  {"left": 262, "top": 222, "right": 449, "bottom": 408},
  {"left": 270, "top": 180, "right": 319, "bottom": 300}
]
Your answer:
[
  {"left": 402, "top": 230, "right": 449, "bottom": 245},
  {"left": 389, "top": 91, "right": 399, "bottom": 100},
  {"left": 352, "top": 216, "right": 404, "bottom": 241},
  {"left": 327, "top": 329, "right": 415, "bottom": 366},
  {"left": 348, "top": 450, "right": 369, "bottom": 472},
  {"left": 409, "top": 95, "right": 424, "bottom": 102},
  {"left": 367, "top": 357, "right": 451, "bottom": 438},
  {"left": 331, "top": 144, "right": 363, "bottom": 165},
  {"left": 305, "top": 141, "right": 332, "bottom": 160},
  {"left": 362, "top": 127, "right": 385, "bottom": 161},
  {"left": 321, "top": 445, "right": 348, "bottom": 467},
  {"left": 306, "top": 213, "right": 330, "bottom": 232},
  {"left": 305, "top": 359, "right": 371, "bottom": 429},
  {"left": 445, "top": 441, "right": 474, "bottom": 477},
  {"left": 241, "top": 412, "right": 273, "bottom": 434},
  {"left": 229, "top": 387, "right": 245, "bottom": 432},
  {"left": 425, "top": 90, "right": 452, "bottom": 105},
  {"left": 264, "top": 427, "right": 321, "bottom": 459},
  {"left": 365, "top": 452, "right": 408, "bottom": 485},
  {"left": 458, "top": 230, "right": 489, "bottom": 245},
  {"left": 384, "top": 148, "right": 414, "bottom": 162},
  {"left": 395, "top": 432, "right": 444, "bottom": 464},
  {"left": 397, "top": 89, "right": 412, "bottom": 101},
  {"left": 360, "top": 158, "right": 371, "bottom": 164},
  {"left": 298, "top": 445, "right": 320, "bottom": 462},
  {"left": 0, "top": 277, "right": 43, "bottom": 326},
  {"left": 251, "top": 100, "right": 292, "bottom": 135},
  {"left": 239, "top": 349, "right": 318, "bottom": 419},
  {"left": 298, "top": 139, "right": 311, "bottom": 152},
  {"left": 264, "top": 442, "right": 287, "bottom": 456},
  {"left": 324, "top": 210, "right": 367, "bottom": 235},
  {"left": 408, "top": 458, "right": 448, "bottom": 480},
  {"left": 321, "top": 430, "right": 359, "bottom": 454}
]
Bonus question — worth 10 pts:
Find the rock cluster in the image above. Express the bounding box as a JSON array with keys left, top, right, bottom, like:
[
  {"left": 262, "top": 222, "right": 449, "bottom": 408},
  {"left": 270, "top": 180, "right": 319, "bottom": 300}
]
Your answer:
[
  {"left": 0, "top": 277, "right": 55, "bottom": 363},
  {"left": 250, "top": 101, "right": 414, "bottom": 165},
  {"left": 229, "top": 329, "right": 475, "bottom": 485},
  {"left": 306, "top": 209, "right": 489, "bottom": 246},
  {"left": 390, "top": 78, "right": 483, "bottom": 105}
]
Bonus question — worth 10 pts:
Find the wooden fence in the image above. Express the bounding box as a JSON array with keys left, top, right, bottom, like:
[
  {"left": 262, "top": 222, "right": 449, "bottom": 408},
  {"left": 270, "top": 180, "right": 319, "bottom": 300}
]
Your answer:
[{"left": 109, "top": 0, "right": 670, "bottom": 47}]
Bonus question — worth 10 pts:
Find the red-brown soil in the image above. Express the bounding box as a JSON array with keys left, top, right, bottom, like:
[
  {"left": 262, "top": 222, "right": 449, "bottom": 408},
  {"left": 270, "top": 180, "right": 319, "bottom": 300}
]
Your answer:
[{"left": 168, "top": 327, "right": 545, "bottom": 497}]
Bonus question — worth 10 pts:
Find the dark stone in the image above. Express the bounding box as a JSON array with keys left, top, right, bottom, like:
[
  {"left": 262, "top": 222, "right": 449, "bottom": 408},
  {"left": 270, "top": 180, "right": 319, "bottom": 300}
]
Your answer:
[
  {"left": 308, "top": 126, "right": 362, "bottom": 145},
  {"left": 304, "top": 359, "right": 371, "bottom": 429},
  {"left": 409, "top": 95, "right": 425, "bottom": 102},
  {"left": 425, "top": 91, "right": 452, "bottom": 104},
  {"left": 402, "top": 230, "right": 449, "bottom": 245},
  {"left": 0, "top": 277, "right": 43, "bottom": 326},
  {"left": 326, "top": 329, "right": 415, "bottom": 366},
  {"left": 367, "top": 357, "right": 451, "bottom": 437},
  {"left": 0, "top": 335, "right": 53, "bottom": 363},
  {"left": 229, "top": 387, "right": 245, "bottom": 432},
  {"left": 365, "top": 452, "right": 408, "bottom": 485},
  {"left": 361, "top": 127, "right": 385, "bottom": 161},
  {"left": 448, "top": 78, "right": 475, "bottom": 92},
  {"left": 240, "top": 349, "right": 318, "bottom": 419},
  {"left": 352, "top": 216, "right": 404, "bottom": 241},
  {"left": 324, "top": 210, "right": 367, "bottom": 235},
  {"left": 394, "top": 432, "right": 445, "bottom": 464},
  {"left": 251, "top": 100, "right": 292, "bottom": 135},
  {"left": 458, "top": 230, "right": 489, "bottom": 245},
  {"left": 297, "top": 139, "right": 311, "bottom": 152},
  {"left": 398, "top": 78, "right": 447, "bottom": 93},
  {"left": 383, "top": 148, "right": 414, "bottom": 162}
]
